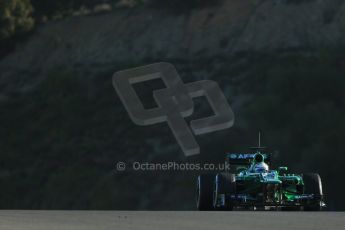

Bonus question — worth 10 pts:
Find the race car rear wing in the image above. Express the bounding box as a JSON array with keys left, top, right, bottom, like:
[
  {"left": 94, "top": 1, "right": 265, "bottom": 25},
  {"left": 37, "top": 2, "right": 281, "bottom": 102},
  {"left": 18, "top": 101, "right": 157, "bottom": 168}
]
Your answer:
[{"left": 226, "top": 153, "right": 271, "bottom": 166}]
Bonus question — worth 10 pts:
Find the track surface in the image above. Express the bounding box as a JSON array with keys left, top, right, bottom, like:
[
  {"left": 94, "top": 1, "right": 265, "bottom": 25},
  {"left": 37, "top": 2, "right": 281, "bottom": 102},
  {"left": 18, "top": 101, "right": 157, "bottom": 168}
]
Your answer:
[{"left": 0, "top": 211, "right": 344, "bottom": 230}]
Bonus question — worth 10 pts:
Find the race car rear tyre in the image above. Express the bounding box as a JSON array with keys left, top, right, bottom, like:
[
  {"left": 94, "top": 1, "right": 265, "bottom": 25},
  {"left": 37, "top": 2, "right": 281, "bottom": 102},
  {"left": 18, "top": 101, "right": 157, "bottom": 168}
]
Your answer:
[
  {"left": 213, "top": 173, "right": 236, "bottom": 211},
  {"left": 196, "top": 174, "right": 214, "bottom": 211},
  {"left": 303, "top": 173, "right": 323, "bottom": 211}
]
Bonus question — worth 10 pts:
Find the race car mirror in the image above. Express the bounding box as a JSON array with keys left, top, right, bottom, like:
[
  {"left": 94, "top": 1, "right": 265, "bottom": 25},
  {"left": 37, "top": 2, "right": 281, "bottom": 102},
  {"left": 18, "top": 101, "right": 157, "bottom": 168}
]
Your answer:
[
  {"left": 236, "top": 167, "right": 247, "bottom": 174},
  {"left": 278, "top": 167, "right": 288, "bottom": 174}
]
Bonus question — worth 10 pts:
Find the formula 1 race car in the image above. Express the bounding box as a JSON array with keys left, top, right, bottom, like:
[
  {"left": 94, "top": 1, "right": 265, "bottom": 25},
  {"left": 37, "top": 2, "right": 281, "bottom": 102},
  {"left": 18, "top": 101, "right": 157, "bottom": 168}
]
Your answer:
[{"left": 196, "top": 151, "right": 326, "bottom": 211}]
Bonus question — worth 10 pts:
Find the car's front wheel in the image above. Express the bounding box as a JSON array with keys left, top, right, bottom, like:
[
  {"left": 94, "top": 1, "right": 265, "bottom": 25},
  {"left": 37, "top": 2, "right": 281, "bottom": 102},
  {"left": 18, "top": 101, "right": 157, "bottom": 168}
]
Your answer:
[
  {"left": 303, "top": 173, "right": 324, "bottom": 211},
  {"left": 196, "top": 174, "right": 214, "bottom": 211}
]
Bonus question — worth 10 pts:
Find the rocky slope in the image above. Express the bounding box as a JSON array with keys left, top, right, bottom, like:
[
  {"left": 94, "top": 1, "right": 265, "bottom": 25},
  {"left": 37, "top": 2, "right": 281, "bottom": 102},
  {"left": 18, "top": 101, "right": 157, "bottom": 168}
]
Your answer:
[{"left": 1, "top": 0, "right": 345, "bottom": 93}]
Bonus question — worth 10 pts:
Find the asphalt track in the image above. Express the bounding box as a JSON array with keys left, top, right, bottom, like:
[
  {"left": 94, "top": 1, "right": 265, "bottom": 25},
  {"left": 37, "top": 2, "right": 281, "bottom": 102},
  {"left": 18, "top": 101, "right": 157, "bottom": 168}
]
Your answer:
[{"left": 0, "top": 211, "right": 344, "bottom": 230}]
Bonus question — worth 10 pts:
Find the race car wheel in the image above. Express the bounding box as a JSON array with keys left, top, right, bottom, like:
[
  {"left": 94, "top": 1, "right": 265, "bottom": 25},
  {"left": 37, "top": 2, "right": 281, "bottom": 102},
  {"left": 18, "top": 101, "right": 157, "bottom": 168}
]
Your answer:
[
  {"left": 213, "top": 173, "right": 236, "bottom": 211},
  {"left": 303, "top": 173, "right": 323, "bottom": 211},
  {"left": 196, "top": 174, "right": 214, "bottom": 211}
]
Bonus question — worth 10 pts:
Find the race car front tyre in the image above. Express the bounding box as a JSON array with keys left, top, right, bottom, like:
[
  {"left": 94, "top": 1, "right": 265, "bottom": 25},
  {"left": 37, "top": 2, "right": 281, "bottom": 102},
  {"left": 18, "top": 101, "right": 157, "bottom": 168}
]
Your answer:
[
  {"left": 303, "top": 173, "right": 323, "bottom": 211},
  {"left": 196, "top": 174, "right": 214, "bottom": 211},
  {"left": 213, "top": 173, "right": 236, "bottom": 211}
]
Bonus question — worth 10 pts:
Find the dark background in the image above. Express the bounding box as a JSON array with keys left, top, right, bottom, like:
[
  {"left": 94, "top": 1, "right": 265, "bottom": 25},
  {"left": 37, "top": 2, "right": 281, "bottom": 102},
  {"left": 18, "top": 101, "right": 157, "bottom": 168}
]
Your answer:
[{"left": 1, "top": 0, "right": 345, "bottom": 210}]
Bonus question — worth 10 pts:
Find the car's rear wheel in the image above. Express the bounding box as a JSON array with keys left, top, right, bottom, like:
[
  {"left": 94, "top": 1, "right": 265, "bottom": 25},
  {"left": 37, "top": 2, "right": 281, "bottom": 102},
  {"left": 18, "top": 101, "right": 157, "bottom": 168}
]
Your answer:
[
  {"left": 303, "top": 173, "right": 323, "bottom": 211},
  {"left": 213, "top": 173, "right": 236, "bottom": 210},
  {"left": 196, "top": 174, "right": 214, "bottom": 211}
]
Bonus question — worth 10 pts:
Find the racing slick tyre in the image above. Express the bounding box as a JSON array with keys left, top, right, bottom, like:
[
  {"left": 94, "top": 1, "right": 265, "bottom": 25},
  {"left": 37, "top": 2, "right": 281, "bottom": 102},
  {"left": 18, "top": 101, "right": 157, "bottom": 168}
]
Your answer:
[
  {"left": 196, "top": 174, "right": 215, "bottom": 211},
  {"left": 303, "top": 173, "right": 323, "bottom": 211},
  {"left": 213, "top": 173, "right": 236, "bottom": 211}
]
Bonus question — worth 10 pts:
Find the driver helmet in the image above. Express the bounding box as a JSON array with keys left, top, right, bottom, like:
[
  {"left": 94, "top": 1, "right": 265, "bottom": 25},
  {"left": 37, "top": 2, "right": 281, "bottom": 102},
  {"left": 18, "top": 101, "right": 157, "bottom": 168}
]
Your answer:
[{"left": 252, "top": 162, "right": 269, "bottom": 173}]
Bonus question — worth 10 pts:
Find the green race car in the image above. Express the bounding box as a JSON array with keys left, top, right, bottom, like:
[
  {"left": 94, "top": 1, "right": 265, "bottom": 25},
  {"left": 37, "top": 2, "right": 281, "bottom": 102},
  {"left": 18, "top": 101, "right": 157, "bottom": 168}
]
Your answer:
[{"left": 196, "top": 152, "right": 326, "bottom": 211}]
